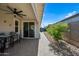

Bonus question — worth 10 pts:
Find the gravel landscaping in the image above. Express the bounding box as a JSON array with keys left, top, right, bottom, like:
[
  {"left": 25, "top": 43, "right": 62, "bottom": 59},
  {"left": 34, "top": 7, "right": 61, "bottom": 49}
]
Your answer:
[{"left": 44, "top": 32, "right": 79, "bottom": 56}]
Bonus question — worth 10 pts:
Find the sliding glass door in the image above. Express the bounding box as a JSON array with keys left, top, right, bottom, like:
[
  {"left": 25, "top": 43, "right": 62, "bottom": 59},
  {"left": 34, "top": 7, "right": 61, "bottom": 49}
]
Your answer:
[
  {"left": 23, "top": 22, "right": 34, "bottom": 37},
  {"left": 29, "top": 22, "right": 34, "bottom": 37}
]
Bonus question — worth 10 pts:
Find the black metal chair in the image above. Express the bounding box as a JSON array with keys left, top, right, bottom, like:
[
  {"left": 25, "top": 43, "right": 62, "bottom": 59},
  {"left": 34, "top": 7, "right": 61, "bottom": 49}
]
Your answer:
[
  {"left": 0, "top": 37, "right": 7, "bottom": 53},
  {"left": 9, "top": 32, "right": 19, "bottom": 47},
  {"left": 9, "top": 32, "right": 16, "bottom": 47}
]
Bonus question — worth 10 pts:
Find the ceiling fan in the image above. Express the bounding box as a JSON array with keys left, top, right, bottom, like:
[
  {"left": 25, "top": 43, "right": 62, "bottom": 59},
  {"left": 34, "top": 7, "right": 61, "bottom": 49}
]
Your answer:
[{"left": 0, "top": 5, "right": 26, "bottom": 18}]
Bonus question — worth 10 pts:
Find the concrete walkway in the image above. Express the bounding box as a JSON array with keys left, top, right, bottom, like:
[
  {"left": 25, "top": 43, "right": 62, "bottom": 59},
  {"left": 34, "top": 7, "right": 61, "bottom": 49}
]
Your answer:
[{"left": 38, "top": 32, "right": 56, "bottom": 56}]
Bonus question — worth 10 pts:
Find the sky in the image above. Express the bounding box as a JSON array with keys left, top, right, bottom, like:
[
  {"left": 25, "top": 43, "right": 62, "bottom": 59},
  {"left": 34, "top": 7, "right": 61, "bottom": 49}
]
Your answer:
[{"left": 41, "top": 3, "right": 79, "bottom": 27}]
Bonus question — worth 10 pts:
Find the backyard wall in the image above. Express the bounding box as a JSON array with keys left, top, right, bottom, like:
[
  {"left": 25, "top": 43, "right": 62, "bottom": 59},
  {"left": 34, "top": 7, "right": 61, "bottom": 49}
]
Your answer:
[
  {"left": 64, "top": 21, "right": 79, "bottom": 47},
  {"left": 58, "top": 14, "right": 79, "bottom": 47}
]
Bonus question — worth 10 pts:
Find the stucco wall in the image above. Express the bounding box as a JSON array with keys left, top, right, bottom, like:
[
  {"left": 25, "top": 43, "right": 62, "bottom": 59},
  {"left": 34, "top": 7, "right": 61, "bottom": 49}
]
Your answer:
[
  {"left": 0, "top": 13, "right": 39, "bottom": 39},
  {"left": 35, "top": 20, "right": 40, "bottom": 39},
  {"left": 62, "top": 16, "right": 79, "bottom": 47},
  {"left": 68, "top": 21, "right": 79, "bottom": 47},
  {"left": 0, "top": 13, "right": 15, "bottom": 33}
]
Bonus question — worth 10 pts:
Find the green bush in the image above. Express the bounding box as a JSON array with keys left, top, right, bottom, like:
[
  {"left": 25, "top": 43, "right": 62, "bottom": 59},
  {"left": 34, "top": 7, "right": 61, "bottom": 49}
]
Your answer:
[{"left": 46, "top": 23, "right": 68, "bottom": 42}]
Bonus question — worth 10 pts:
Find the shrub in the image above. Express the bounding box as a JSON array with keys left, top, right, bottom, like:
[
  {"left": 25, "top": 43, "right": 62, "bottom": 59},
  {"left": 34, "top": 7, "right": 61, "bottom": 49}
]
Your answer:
[{"left": 46, "top": 23, "right": 68, "bottom": 42}]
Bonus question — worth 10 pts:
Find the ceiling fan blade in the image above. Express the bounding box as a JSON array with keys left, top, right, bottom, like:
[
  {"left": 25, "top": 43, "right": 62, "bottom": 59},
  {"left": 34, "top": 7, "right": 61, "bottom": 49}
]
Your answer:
[
  {"left": 19, "top": 14, "right": 26, "bottom": 16},
  {"left": 17, "top": 15, "right": 23, "bottom": 18},
  {"left": 0, "top": 8, "right": 10, "bottom": 12},
  {"left": 5, "top": 12, "right": 13, "bottom": 14},
  {"left": 17, "top": 11, "right": 23, "bottom": 13},
  {"left": 7, "top": 6, "right": 14, "bottom": 12}
]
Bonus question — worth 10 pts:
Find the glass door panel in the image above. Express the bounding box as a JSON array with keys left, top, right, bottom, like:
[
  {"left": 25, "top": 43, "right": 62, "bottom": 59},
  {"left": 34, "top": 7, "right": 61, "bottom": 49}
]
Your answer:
[
  {"left": 29, "top": 22, "right": 34, "bottom": 37},
  {"left": 23, "top": 22, "right": 28, "bottom": 37}
]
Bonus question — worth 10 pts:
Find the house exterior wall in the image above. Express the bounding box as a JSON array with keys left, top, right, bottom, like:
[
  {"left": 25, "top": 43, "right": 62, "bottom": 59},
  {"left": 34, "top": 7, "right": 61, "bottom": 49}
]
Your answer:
[
  {"left": 0, "top": 13, "right": 22, "bottom": 37},
  {"left": 0, "top": 13, "right": 39, "bottom": 39},
  {"left": 0, "top": 13, "right": 15, "bottom": 33},
  {"left": 35, "top": 22, "right": 40, "bottom": 39}
]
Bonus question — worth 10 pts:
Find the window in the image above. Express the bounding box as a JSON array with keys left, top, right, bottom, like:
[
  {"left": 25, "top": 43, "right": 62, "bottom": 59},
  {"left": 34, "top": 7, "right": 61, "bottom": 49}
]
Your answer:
[{"left": 15, "top": 20, "right": 18, "bottom": 32}]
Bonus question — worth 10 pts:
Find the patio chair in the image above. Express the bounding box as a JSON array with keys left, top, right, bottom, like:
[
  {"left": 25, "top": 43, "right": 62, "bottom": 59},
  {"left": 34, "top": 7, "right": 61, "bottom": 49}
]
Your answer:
[
  {"left": 0, "top": 37, "right": 7, "bottom": 53},
  {"left": 0, "top": 33, "right": 5, "bottom": 35},
  {"left": 0, "top": 32, "right": 11, "bottom": 49},
  {"left": 9, "top": 32, "right": 16, "bottom": 47},
  {"left": 9, "top": 32, "right": 19, "bottom": 47}
]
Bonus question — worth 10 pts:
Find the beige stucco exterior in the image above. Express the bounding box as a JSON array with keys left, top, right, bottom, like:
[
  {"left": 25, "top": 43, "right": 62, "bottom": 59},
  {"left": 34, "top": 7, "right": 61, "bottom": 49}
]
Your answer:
[{"left": 0, "top": 3, "right": 44, "bottom": 39}]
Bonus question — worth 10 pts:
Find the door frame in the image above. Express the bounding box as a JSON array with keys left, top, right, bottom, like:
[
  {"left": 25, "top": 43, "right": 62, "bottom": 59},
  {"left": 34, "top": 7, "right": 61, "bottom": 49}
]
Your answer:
[{"left": 14, "top": 19, "right": 20, "bottom": 34}]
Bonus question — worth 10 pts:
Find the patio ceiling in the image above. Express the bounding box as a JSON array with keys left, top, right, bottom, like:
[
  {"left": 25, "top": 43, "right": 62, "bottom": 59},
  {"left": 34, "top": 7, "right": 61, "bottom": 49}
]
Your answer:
[
  {"left": 0, "top": 3, "right": 35, "bottom": 20},
  {"left": 0, "top": 3, "right": 44, "bottom": 24}
]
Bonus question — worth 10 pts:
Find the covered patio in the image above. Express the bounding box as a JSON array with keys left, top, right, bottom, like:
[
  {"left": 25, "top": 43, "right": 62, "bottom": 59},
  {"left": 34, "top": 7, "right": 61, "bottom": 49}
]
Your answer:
[{"left": 0, "top": 3, "right": 44, "bottom": 55}]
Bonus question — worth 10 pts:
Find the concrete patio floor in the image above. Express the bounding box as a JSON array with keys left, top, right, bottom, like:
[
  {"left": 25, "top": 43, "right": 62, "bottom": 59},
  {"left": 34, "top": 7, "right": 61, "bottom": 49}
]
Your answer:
[{"left": 3, "top": 39, "right": 39, "bottom": 56}]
